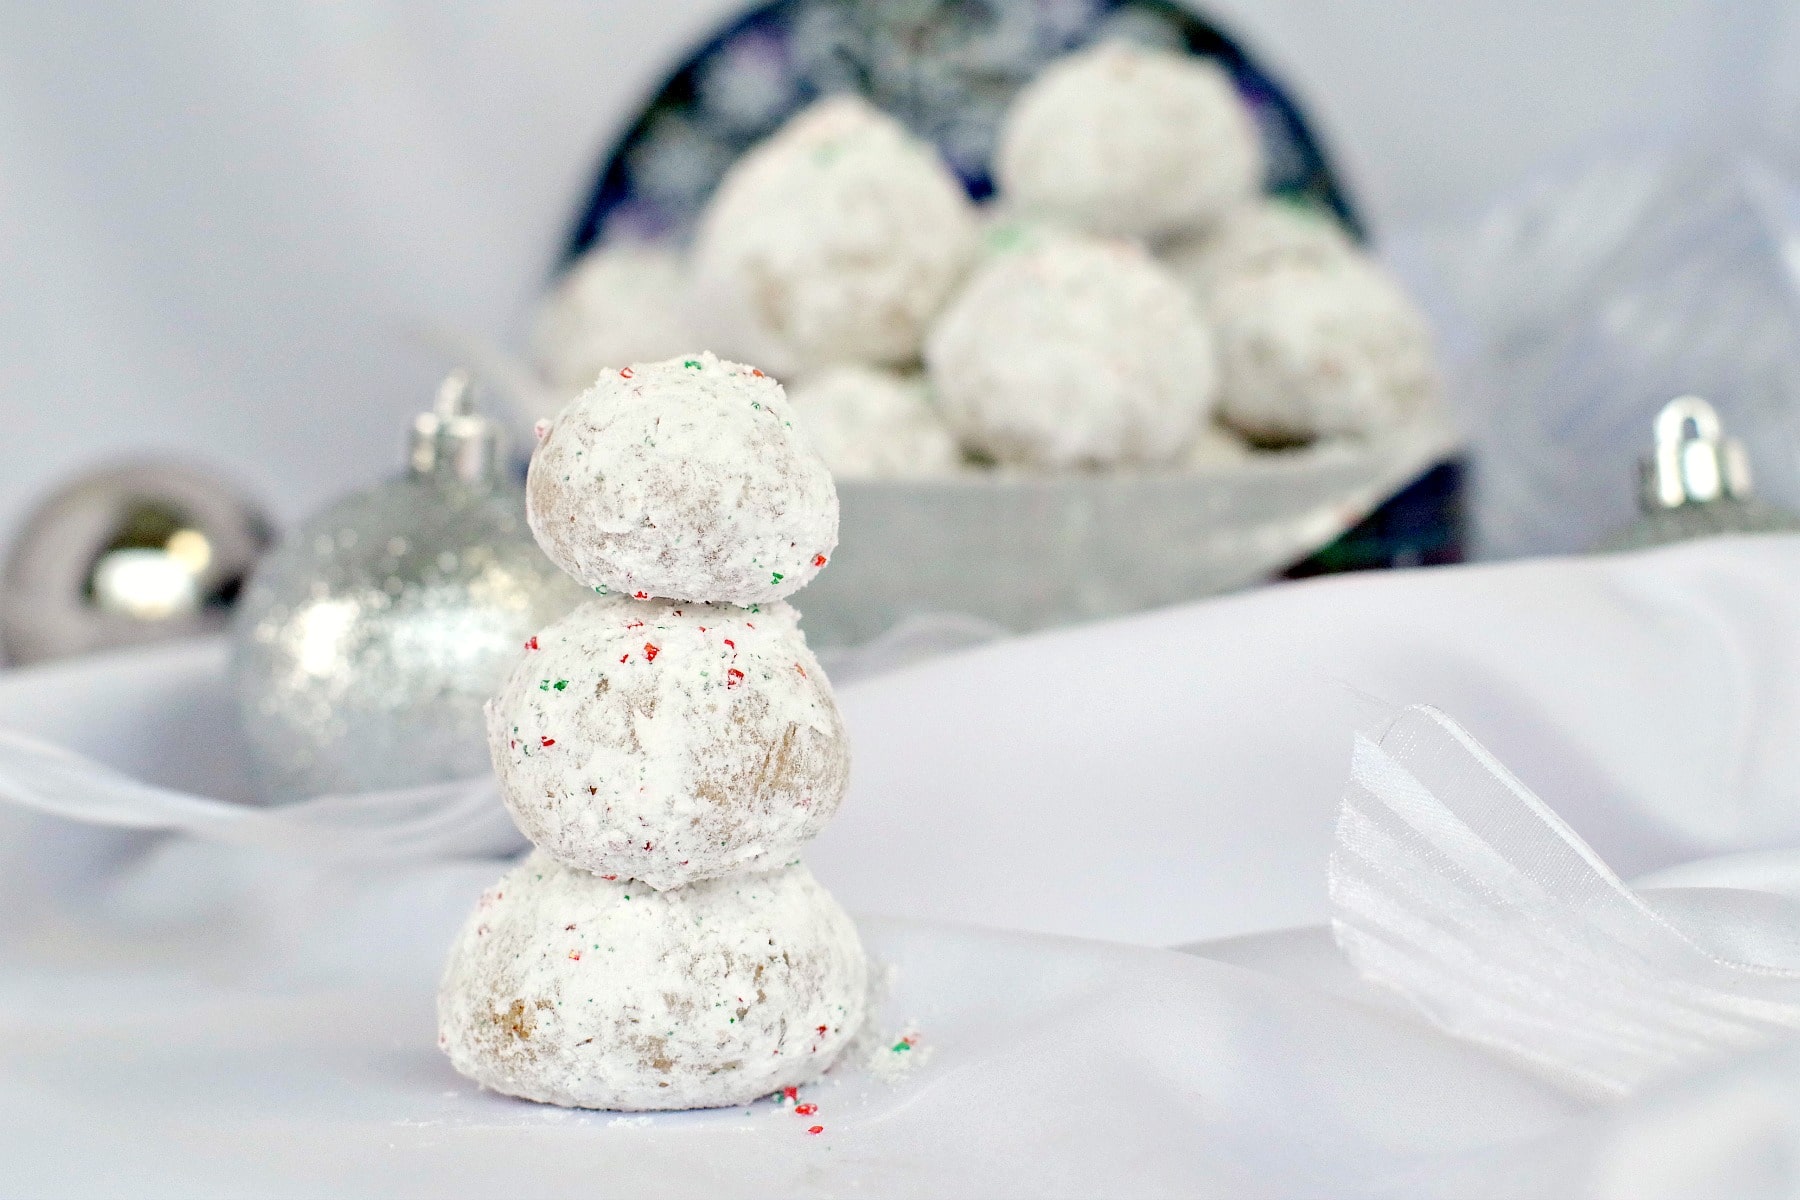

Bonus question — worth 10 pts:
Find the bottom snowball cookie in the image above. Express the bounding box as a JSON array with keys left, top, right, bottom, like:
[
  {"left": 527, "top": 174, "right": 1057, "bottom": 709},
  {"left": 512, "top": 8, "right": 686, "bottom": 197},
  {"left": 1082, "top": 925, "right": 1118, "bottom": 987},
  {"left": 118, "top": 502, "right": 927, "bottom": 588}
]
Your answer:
[{"left": 439, "top": 854, "right": 867, "bottom": 1110}]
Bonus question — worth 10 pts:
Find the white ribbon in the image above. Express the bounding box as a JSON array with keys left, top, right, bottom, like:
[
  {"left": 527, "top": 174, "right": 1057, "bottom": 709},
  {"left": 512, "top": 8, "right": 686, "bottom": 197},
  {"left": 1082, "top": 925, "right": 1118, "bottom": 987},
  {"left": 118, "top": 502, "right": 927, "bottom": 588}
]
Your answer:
[{"left": 1331, "top": 705, "right": 1800, "bottom": 1098}]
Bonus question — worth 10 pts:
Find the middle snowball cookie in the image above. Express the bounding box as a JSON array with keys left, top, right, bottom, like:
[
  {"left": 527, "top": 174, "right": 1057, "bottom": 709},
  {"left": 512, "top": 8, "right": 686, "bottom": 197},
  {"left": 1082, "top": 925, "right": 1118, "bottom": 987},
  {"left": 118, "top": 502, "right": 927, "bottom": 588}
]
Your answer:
[{"left": 487, "top": 594, "right": 849, "bottom": 890}]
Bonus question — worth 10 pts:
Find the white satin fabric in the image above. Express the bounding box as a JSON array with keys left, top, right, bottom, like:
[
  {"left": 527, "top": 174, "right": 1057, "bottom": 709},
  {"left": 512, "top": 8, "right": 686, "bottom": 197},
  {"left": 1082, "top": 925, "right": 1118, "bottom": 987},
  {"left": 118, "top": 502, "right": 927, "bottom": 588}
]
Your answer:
[{"left": 8, "top": 536, "right": 1800, "bottom": 1195}]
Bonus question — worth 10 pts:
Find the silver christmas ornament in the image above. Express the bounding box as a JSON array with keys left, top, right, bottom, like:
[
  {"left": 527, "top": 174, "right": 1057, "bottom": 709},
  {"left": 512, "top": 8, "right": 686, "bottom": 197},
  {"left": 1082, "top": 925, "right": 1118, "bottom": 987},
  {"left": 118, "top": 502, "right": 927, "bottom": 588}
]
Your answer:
[
  {"left": 1, "top": 462, "right": 271, "bottom": 666},
  {"left": 230, "top": 372, "right": 587, "bottom": 803},
  {"left": 1597, "top": 395, "right": 1800, "bottom": 551}
]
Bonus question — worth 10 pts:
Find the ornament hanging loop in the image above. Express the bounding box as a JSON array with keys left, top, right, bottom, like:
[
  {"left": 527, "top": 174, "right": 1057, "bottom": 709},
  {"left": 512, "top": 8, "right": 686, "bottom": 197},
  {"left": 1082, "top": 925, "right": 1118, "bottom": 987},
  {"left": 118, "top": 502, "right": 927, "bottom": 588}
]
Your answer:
[
  {"left": 1640, "top": 395, "right": 1752, "bottom": 511},
  {"left": 409, "top": 369, "right": 508, "bottom": 486}
]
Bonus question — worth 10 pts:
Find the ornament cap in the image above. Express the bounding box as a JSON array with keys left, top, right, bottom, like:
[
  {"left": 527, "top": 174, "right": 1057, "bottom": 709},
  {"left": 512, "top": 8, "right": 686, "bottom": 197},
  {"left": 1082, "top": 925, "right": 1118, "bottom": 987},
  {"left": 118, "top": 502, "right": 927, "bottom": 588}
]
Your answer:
[
  {"left": 409, "top": 370, "right": 508, "bottom": 486},
  {"left": 1638, "top": 395, "right": 1753, "bottom": 511}
]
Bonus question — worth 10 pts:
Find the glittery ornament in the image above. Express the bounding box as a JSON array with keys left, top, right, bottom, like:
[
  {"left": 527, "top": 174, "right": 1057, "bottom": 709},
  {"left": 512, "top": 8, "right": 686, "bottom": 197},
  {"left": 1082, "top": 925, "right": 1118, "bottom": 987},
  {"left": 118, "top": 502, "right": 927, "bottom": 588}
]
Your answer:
[
  {"left": 1, "top": 462, "right": 271, "bottom": 666},
  {"left": 230, "top": 373, "right": 588, "bottom": 803},
  {"left": 1596, "top": 396, "right": 1800, "bottom": 552}
]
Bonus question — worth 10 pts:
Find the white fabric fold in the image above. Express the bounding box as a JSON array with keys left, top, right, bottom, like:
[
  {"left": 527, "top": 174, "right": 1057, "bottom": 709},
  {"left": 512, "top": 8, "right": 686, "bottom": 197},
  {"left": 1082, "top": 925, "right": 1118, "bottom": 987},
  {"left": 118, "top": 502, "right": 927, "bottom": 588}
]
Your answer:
[
  {"left": 0, "top": 723, "right": 524, "bottom": 862},
  {"left": 1330, "top": 704, "right": 1800, "bottom": 1098}
]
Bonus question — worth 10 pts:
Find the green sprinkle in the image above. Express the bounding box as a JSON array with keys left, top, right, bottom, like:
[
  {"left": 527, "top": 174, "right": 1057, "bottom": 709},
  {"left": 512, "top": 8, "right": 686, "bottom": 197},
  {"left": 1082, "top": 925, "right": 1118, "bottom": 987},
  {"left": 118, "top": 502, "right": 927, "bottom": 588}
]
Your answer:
[
  {"left": 770, "top": 572, "right": 784, "bottom": 585},
  {"left": 892, "top": 1041, "right": 911, "bottom": 1053},
  {"left": 553, "top": 679, "right": 569, "bottom": 691},
  {"left": 986, "top": 222, "right": 1029, "bottom": 252},
  {"left": 683, "top": 358, "right": 701, "bottom": 369}
]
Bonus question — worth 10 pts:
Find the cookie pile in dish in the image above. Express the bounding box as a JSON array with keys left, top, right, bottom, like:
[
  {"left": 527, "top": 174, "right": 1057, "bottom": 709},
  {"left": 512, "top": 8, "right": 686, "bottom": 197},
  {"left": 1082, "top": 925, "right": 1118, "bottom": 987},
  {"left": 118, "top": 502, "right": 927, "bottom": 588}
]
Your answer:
[
  {"left": 532, "top": 41, "right": 1440, "bottom": 476},
  {"left": 438, "top": 352, "right": 867, "bottom": 1110}
]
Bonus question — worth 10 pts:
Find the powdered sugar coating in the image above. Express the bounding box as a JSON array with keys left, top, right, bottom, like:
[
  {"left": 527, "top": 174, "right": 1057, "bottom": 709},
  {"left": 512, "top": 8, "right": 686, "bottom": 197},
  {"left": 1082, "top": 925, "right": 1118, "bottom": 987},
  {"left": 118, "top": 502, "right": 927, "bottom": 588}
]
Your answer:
[
  {"left": 438, "top": 854, "right": 867, "bottom": 1110},
  {"left": 691, "top": 95, "right": 977, "bottom": 376},
  {"left": 1161, "top": 199, "right": 1355, "bottom": 300},
  {"left": 486, "top": 594, "right": 847, "bottom": 890},
  {"left": 530, "top": 242, "right": 696, "bottom": 396},
  {"left": 925, "top": 234, "right": 1217, "bottom": 468},
  {"left": 971, "top": 205, "right": 1080, "bottom": 264},
  {"left": 996, "top": 43, "right": 1262, "bottom": 239},
  {"left": 788, "top": 366, "right": 962, "bottom": 478},
  {"left": 1211, "top": 254, "right": 1440, "bottom": 442},
  {"left": 1185, "top": 421, "right": 1253, "bottom": 468},
  {"left": 526, "top": 352, "right": 837, "bottom": 605}
]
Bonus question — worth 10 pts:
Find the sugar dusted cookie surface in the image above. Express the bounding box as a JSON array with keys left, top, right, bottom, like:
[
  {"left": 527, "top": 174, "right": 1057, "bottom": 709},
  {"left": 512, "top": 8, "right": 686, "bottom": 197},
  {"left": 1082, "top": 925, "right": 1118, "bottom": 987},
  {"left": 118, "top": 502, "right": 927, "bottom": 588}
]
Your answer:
[
  {"left": 996, "top": 42, "right": 1262, "bottom": 239},
  {"left": 925, "top": 234, "right": 1217, "bottom": 468},
  {"left": 526, "top": 352, "right": 837, "bottom": 606},
  {"left": 487, "top": 594, "right": 847, "bottom": 891},
  {"left": 788, "top": 365, "right": 961, "bottom": 479},
  {"left": 530, "top": 242, "right": 695, "bottom": 396},
  {"left": 1162, "top": 199, "right": 1355, "bottom": 301},
  {"left": 691, "top": 95, "right": 977, "bottom": 376},
  {"left": 438, "top": 854, "right": 867, "bottom": 1111},
  {"left": 1211, "top": 255, "right": 1439, "bottom": 442}
]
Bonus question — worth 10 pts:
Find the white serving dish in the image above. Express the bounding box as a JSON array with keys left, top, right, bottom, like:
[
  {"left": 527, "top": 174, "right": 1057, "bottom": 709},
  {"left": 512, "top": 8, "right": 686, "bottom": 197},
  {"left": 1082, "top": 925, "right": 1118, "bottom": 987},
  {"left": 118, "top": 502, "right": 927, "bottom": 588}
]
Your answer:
[{"left": 800, "top": 415, "right": 1460, "bottom": 647}]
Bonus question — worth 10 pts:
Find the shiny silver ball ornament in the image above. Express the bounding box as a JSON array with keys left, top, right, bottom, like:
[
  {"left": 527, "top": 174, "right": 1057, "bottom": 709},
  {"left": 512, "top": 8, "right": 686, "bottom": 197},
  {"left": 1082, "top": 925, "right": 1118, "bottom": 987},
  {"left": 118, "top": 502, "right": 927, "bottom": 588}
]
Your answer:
[
  {"left": 1596, "top": 395, "right": 1800, "bottom": 551},
  {"left": 1, "top": 462, "right": 272, "bottom": 666},
  {"left": 230, "top": 372, "right": 588, "bottom": 803}
]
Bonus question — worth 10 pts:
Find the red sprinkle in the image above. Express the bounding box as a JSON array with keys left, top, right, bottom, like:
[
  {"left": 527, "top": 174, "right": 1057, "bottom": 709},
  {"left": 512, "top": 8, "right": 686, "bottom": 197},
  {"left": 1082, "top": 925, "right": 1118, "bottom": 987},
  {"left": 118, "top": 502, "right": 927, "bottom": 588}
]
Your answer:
[
  {"left": 812, "top": 554, "right": 827, "bottom": 567},
  {"left": 625, "top": 620, "right": 643, "bottom": 630},
  {"left": 567, "top": 950, "right": 581, "bottom": 961},
  {"left": 620, "top": 367, "right": 633, "bottom": 379},
  {"left": 752, "top": 369, "right": 765, "bottom": 377},
  {"left": 723, "top": 638, "right": 735, "bottom": 650},
  {"left": 634, "top": 591, "right": 648, "bottom": 600},
  {"left": 794, "top": 663, "right": 807, "bottom": 678},
  {"left": 806, "top": 1126, "right": 824, "bottom": 1136},
  {"left": 795, "top": 1103, "right": 817, "bottom": 1116},
  {"left": 816, "top": 1025, "right": 828, "bottom": 1035},
  {"left": 643, "top": 643, "right": 660, "bottom": 662},
  {"left": 783, "top": 1086, "right": 798, "bottom": 1101},
  {"left": 525, "top": 636, "right": 539, "bottom": 651},
  {"left": 601, "top": 875, "right": 617, "bottom": 881},
  {"left": 619, "top": 654, "right": 630, "bottom": 663},
  {"left": 540, "top": 736, "right": 556, "bottom": 747},
  {"left": 726, "top": 668, "right": 745, "bottom": 688}
]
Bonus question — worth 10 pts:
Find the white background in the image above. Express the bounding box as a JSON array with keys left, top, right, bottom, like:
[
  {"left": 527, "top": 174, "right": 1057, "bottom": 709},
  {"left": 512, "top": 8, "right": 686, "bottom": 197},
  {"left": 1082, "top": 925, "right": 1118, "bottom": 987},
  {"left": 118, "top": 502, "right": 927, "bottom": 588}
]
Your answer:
[{"left": 2, "top": 1, "right": 1797, "bottom": 550}]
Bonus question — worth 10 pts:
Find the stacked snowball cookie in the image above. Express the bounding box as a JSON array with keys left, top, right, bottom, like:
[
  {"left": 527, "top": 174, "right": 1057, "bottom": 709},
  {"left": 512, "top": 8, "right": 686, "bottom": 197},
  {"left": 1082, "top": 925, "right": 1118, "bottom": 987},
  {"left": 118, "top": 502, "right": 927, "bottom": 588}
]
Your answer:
[
  {"left": 533, "top": 40, "right": 1440, "bottom": 476},
  {"left": 438, "top": 353, "right": 867, "bottom": 1110}
]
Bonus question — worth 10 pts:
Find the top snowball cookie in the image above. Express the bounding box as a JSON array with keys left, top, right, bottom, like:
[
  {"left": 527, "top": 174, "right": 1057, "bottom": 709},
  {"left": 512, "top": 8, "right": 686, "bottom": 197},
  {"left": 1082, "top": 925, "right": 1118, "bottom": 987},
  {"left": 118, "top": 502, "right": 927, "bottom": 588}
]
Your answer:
[
  {"left": 691, "top": 94, "right": 977, "bottom": 378},
  {"left": 526, "top": 352, "right": 838, "bottom": 606},
  {"left": 996, "top": 42, "right": 1263, "bottom": 239}
]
